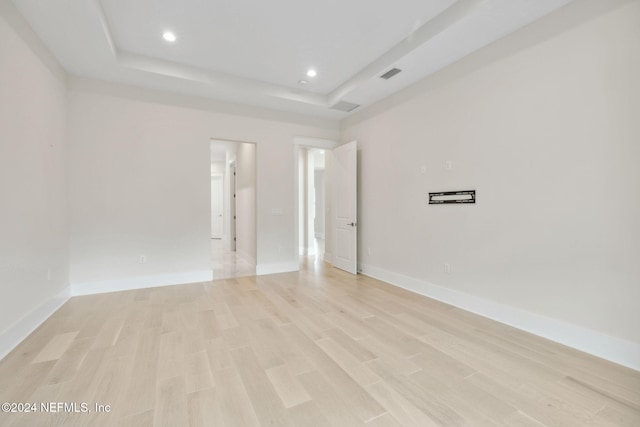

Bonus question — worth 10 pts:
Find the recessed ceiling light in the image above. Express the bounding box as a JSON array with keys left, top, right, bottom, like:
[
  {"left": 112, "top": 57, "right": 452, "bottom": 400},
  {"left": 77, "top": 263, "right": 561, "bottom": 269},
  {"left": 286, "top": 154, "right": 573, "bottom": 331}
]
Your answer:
[
  {"left": 298, "top": 79, "right": 309, "bottom": 85},
  {"left": 306, "top": 69, "right": 317, "bottom": 78},
  {"left": 162, "top": 31, "right": 177, "bottom": 43}
]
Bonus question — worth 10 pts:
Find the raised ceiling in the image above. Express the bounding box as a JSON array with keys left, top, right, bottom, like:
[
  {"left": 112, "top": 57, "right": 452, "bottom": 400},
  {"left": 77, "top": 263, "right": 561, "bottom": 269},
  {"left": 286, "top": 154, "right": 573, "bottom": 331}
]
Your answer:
[{"left": 12, "top": 0, "right": 573, "bottom": 119}]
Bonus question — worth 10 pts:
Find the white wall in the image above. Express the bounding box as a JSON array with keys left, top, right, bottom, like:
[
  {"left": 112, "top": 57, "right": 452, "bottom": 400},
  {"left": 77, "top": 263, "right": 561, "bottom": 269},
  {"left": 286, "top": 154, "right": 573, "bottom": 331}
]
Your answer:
[
  {"left": 68, "top": 78, "right": 338, "bottom": 292},
  {"left": 235, "top": 143, "right": 256, "bottom": 264},
  {"left": 341, "top": 0, "right": 640, "bottom": 367},
  {"left": 0, "top": 1, "right": 69, "bottom": 356}
]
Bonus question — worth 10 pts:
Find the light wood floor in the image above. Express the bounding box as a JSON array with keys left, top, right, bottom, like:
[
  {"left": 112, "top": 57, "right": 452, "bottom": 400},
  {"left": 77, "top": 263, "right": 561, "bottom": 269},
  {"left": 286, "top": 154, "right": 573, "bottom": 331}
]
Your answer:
[{"left": 1, "top": 259, "right": 638, "bottom": 427}]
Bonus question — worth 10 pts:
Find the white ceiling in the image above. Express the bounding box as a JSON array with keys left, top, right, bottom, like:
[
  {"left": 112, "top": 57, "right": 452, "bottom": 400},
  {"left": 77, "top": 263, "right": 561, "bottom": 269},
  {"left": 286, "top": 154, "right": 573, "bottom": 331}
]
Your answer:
[{"left": 12, "top": 0, "right": 572, "bottom": 119}]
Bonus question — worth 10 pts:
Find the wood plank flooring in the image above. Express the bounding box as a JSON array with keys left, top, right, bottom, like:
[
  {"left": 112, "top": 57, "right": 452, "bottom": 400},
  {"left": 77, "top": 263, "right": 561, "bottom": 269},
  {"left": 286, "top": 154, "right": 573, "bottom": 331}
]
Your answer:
[{"left": 0, "top": 259, "right": 638, "bottom": 426}]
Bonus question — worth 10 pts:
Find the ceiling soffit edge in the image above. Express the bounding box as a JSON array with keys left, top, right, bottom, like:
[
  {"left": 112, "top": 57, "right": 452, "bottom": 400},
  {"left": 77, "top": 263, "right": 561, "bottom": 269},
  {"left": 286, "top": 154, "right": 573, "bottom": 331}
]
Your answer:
[{"left": 92, "top": 0, "right": 484, "bottom": 111}]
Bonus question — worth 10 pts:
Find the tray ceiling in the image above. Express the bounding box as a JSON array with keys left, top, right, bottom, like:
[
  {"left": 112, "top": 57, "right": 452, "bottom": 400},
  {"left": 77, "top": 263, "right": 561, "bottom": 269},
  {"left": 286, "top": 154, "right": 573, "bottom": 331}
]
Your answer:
[{"left": 12, "top": 0, "right": 573, "bottom": 119}]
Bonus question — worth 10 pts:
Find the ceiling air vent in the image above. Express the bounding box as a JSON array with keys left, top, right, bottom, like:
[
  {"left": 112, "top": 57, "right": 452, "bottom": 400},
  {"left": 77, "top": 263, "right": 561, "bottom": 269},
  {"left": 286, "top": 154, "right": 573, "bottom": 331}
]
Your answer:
[
  {"left": 380, "top": 68, "right": 402, "bottom": 80},
  {"left": 330, "top": 101, "right": 360, "bottom": 112}
]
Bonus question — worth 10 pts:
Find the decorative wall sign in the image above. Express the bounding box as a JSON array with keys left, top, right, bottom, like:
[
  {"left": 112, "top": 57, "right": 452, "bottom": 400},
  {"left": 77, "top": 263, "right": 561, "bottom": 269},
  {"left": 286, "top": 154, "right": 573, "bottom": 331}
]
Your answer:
[{"left": 429, "top": 190, "right": 475, "bottom": 204}]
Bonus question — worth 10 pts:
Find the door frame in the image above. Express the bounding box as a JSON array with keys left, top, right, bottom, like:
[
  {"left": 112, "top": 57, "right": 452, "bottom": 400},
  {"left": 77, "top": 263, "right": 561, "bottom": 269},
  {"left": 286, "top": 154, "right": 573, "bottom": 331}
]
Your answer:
[
  {"left": 293, "top": 137, "right": 337, "bottom": 266},
  {"left": 228, "top": 163, "right": 237, "bottom": 251},
  {"left": 210, "top": 172, "right": 224, "bottom": 239}
]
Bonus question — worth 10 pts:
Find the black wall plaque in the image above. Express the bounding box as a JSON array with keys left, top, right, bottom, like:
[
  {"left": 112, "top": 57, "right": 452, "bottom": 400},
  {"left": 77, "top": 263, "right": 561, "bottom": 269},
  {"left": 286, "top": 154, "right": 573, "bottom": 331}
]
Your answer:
[{"left": 429, "top": 190, "right": 475, "bottom": 204}]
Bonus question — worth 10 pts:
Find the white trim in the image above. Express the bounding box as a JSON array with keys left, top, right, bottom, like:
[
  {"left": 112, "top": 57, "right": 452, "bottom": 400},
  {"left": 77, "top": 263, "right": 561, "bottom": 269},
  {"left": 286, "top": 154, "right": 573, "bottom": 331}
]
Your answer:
[
  {"left": 256, "top": 261, "right": 299, "bottom": 276},
  {"left": 71, "top": 270, "right": 213, "bottom": 296},
  {"left": 0, "top": 287, "right": 71, "bottom": 361},
  {"left": 360, "top": 263, "right": 640, "bottom": 372},
  {"left": 323, "top": 251, "right": 333, "bottom": 263},
  {"left": 293, "top": 137, "right": 338, "bottom": 151}
]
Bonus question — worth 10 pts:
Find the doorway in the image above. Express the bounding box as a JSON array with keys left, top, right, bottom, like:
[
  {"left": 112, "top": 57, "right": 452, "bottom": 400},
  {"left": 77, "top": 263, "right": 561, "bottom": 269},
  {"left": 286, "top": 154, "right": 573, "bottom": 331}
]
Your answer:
[
  {"left": 295, "top": 138, "right": 358, "bottom": 275},
  {"left": 298, "top": 148, "right": 326, "bottom": 259},
  {"left": 295, "top": 137, "right": 338, "bottom": 269},
  {"left": 210, "top": 139, "right": 256, "bottom": 279}
]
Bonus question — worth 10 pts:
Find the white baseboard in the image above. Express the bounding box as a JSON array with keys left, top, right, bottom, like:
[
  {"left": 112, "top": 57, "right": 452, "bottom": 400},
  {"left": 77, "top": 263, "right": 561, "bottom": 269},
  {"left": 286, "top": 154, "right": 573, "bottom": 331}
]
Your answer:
[
  {"left": 71, "top": 270, "right": 213, "bottom": 296},
  {"left": 360, "top": 263, "right": 640, "bottom": 372},
  {"left": 256, "top": 261, "right": 299, "bottom": 276},
  {"left": 0, "top": 287, "right": 71, "bottom": 361},
  {"left": 323, "top": 251, "right": 333, "bottom": 263}
]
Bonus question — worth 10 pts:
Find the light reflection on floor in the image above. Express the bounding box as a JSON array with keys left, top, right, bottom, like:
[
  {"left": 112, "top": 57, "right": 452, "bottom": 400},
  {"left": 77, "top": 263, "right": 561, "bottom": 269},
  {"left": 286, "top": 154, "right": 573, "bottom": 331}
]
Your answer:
[{"left": 211, "top": 238, "right": 255, "bottom": 280}]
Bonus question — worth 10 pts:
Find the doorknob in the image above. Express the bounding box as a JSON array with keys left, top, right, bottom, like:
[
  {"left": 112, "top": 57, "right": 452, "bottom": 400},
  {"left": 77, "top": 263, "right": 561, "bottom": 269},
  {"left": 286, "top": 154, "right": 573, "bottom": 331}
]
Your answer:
[{"left": 348, "top": 222, "right": 357, "bottom": 227}]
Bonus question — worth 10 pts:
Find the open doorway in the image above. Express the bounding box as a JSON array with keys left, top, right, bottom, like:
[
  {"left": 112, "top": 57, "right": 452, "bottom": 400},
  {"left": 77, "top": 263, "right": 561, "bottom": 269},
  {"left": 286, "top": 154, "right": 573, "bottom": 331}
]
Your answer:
[
  {"left": 296, "top": 141, "right": 333, "bottom": 267},
  {"left": 298, "top": 147, "right": 327, "bottom": 264},
  {"left": 210, "top": 139, "right": 256, "bottom": 279},
  {"left": 295, "top": 137, "right": 358, "bottom": 274}
]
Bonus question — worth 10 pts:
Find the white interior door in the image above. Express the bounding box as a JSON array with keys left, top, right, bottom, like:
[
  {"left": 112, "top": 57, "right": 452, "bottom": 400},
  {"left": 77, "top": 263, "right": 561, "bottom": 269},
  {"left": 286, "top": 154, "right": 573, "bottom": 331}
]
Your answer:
[
  {"left": 332, "top": 140, "right": 357, "bottom": 274},
  {"left": 211, "top": 174, "right": 223, "bottom": 238}
]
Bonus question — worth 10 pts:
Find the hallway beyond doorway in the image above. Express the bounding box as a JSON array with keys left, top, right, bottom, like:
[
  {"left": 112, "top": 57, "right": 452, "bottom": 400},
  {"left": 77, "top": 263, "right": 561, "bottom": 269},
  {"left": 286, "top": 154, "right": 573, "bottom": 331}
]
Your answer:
[
  {"left": 211, "top": 238, "right": 255, "bottom": 280},
  {"left": 210, "top": 139, "right": 257, "bottom": 280}
]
